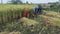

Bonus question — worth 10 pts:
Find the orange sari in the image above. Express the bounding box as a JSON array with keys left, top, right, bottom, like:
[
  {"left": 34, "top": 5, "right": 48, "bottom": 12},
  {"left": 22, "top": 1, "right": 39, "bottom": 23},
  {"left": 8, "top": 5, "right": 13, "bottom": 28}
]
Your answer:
[{"left": 22, "top": 8, "right": 30, "bottom": 18}]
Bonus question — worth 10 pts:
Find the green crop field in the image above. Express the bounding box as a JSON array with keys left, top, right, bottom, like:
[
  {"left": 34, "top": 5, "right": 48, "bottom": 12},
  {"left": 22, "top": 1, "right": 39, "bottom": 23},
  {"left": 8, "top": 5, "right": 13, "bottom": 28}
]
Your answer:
[
  {"left": 0, "top": 4, "right": 34, "bottom": 11},
  {"left": 0, "top": 4, "right": 60, "bottom": 34}
]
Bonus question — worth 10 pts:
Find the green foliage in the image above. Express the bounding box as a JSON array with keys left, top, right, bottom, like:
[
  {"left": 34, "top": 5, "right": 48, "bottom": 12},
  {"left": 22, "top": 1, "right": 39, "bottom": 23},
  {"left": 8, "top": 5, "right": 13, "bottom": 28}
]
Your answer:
[
  {"left": 26, "top": 1, "right": 29, "bottom": 4},
  {"left": 44, "top": 3, "right": 60, "bottom": 12}
]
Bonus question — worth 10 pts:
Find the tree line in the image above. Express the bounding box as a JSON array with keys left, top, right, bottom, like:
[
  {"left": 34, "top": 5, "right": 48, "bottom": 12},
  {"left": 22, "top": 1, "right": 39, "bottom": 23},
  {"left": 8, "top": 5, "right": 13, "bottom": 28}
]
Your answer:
[{"left": 0, "top": 0, "right": 32, "bottom": 4}]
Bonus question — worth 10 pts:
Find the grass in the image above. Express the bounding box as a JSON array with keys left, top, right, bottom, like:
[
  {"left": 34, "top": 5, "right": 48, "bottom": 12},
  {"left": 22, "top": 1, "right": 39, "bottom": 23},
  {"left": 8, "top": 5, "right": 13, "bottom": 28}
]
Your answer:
[
  {"left": 0, "top": 32, "right": 22, "bottom": 34},
  {"left": 0, "top": 4, "right": 60, "bottom": 26},
  {"left": 0, "top": 4, "right": 60, "bottom": 34}
]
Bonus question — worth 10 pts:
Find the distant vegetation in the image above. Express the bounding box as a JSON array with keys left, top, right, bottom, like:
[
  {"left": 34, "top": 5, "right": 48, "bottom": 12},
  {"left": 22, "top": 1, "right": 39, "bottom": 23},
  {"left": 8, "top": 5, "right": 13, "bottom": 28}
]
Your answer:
[
  {"left": 9, "top": 0, "right": 23, "bottom": 4},
  {"left": 44, "top": 2, "right": 60, "bottom": 12}
]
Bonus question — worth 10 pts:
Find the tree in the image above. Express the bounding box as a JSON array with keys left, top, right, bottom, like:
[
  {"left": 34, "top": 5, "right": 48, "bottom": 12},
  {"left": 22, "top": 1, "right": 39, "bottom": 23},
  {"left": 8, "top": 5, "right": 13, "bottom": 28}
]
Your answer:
[
  {"left": 10, "top": 0, "right": 23, "bottom": 4},
  {"left": 26, "top": 1, "right": 29, "bottom": 4},
  {"left": 31, "top": 2, "right": 33, "bottom": 4}
]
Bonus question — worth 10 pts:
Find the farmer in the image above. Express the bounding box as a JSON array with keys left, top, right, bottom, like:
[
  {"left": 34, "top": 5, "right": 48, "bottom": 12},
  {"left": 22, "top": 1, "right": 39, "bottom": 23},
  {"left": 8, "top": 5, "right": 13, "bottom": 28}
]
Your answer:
[
  {"left": 22, "top": 7, "right": 30, "bottom": 18},
  {"left": 38, "top": 5, "right": 43, "bottom": 15},
  {"left": 33, "top": 5, "right": 38, "bottom": 18}
]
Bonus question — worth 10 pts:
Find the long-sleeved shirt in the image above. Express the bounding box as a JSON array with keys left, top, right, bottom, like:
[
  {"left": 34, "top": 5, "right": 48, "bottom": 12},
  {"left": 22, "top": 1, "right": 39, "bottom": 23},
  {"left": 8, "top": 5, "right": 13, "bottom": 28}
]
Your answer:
[{"left": 33, "top": 6, "right": 38, "bottom": 12}]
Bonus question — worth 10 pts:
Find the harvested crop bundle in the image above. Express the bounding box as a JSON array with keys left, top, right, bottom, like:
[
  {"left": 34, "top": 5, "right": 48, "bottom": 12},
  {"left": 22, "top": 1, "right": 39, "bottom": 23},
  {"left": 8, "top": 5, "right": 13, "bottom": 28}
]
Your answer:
[
  {"left": 9, "top": 32, "right": 22, "bottom": 34},
  {"left": 19, "top": 17, "right": 38, "bottom": 26}
]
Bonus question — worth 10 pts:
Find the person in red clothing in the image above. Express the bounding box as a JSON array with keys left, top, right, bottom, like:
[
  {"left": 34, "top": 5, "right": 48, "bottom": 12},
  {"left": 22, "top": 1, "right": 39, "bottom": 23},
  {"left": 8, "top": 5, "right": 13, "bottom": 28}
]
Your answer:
[{"left": 22, "top": 7, "right": 30, "bottom": 18}]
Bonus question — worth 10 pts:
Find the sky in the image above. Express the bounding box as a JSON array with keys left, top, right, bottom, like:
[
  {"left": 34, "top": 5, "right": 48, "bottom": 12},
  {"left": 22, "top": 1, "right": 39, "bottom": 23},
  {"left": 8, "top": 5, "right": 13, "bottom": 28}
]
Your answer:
[{"left": 0, "top": 0, "right": 59, "bottom": 4}]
